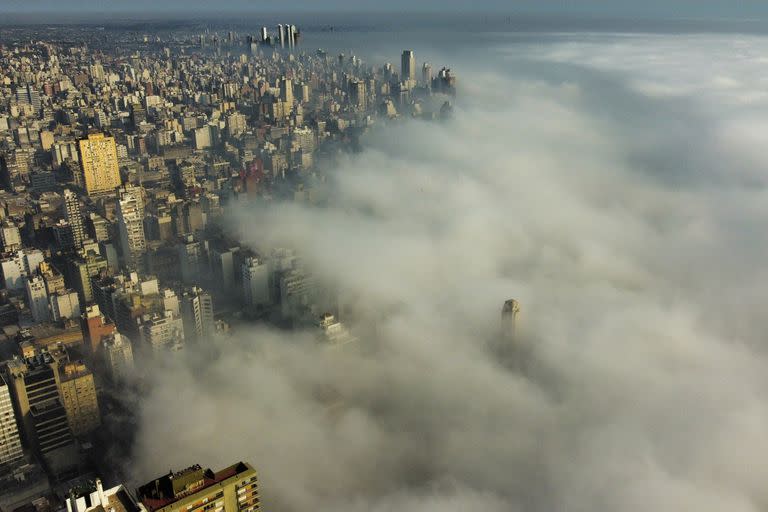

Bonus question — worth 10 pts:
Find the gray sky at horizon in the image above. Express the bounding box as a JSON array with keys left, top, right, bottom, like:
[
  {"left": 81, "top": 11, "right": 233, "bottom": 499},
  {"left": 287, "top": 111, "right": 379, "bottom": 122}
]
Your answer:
[{"left": 5, "top": 0, "right": 768, "bottom": 19}]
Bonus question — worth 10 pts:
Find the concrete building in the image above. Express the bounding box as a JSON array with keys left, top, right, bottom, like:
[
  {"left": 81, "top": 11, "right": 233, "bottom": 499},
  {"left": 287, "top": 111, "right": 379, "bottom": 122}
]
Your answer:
[
  {"left": 50, "top": 290, "right": 81, "bottom": 322},
  {"left": 116, "top": 185, "right": 146, "bottom": 270},
  {"left": 65, "top": 478, "right": 144, "bottom": 512},
  {"left": 241, "top": 257, "right": 269, "bottom": 308},
  {"left": 0, "top": 221, "right": 22, "bottom": 252},
  {"left": 0, "top": 374, "right": 23, "bottom": 467},
  {"left": 137, "top": 461, "right": 259, "bottom": 512},
  {"left": 137, "top": 311, "right": 185, "bottom": 353},
  {"left": 1, "top": 249, "right": 45, "bottom": 290},
  {"left": 317, "top": 313, "right": 357, "bottom": 348},
  {"left": 78, "top": 133, "right": 122, "bottom": 196},
  {"left": 82, "top": 304, "right": 116, "bottom": 355},
  {"left": 180, "top": 287, "right": 214, "bottom": 343},
  {"left": 63, "top": 189, "right": 86, "bottom": 248},
  {"left": 501, "top": 299, "right": 520, "bottom": 341},
  {"left": 25, "top": 274, "right": 50, "bottom": 323},
  {"left": 5, "top": 351, "right": 74, "bottom": 456},
  {"left": 102, "top": 332, "right": 134, "bottom": 383},
  {"left": 58, "top": 361, "right": 100, "bottom": 437}
]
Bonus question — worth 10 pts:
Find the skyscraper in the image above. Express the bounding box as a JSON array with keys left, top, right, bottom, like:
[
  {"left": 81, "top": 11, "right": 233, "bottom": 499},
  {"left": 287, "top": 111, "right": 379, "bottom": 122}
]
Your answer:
[
  {"left": 277, "top": 24, "right": 284, "bottom": 47},
  {"left": 78, "top": 133, "right": 122, "bottom": 196},
  {"left": 279, "top": 77, "right": 294, "bottom": 106},
  {"left": 349, "top": 79, "right": 367, "bottom": 110},
  {"left": 116, "top": 185, "right": 146, "bottom": 270},
  {"left": 63, "top": 189, "right": 85, "bottom": 248},
  {"left": 25, "top": 274, "right": 50, "bottom": 323},
  {"left": 58, "top": 360, "right": 100, "bottom": 437},
  {"left": 137, "top": 461, "right": 260, "bottom": 512},
  {"left": 180, "top": 287, "right": 214, "bottom": 343},
  {"left": 0, "top": 374, "right": 23, "bottom": 467},
  {"left": 242, "top": 257, "right": 269, "bottom": 308},
  {"left": 401, "top": 50, "right": 416, "bottom": 83},
  {"left": 501, "top": 299, "right": 520, "bottom": 341},
  {"left": 102, "top": 332, "right": 134, "bottom": 383}
]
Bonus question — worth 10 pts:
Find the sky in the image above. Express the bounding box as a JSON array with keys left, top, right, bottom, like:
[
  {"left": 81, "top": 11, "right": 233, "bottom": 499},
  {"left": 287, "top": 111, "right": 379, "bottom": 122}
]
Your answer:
[
  {"left": 123, "top": 27, "right": 768, "bottom": 512},
  {"left": 6, "top": 0, "right": 768, "bottom": 19}
]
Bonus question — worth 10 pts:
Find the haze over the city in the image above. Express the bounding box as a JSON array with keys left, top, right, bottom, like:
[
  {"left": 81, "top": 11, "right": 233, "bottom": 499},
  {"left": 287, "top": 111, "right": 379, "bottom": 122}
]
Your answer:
[{"left": 0, "top": 2, "right": 766, "bottom": 512}]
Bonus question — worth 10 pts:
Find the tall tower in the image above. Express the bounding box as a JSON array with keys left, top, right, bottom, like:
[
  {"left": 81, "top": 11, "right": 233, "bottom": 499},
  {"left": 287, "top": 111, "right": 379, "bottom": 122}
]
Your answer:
[
  {"left": 277, "top": 24, "right": 285, "bottom": 47},
  {"left": 102, "top": 332, "right": 134, "bottom": 383},
  {"left": 180, "top": 287, "right": 214, "bottom": 343},
  {"left": 280, "top": 77, "right": 294, "bottom": 106},
  {"left": 116, "top": 185, "right": 146, "bottom": 270},
  {"left": 58, "top": 360, "right": 100, "bottom": 436},
  {"left": 63, "top": 189, "right": 85, "bottom": 248},
  {"left": 78, "top": 133, "right": 122, "bottom": 196},
  {"left": 25, "top": 274, "right": 50, "bottom": 323},
  {"left": 501, "top": 299, "right": 520, "bottom": 341},
  {"left": 401, "top": 50, "right": 416, "bottom": 83},
  {"left": 0, "top": 374, "right": 23, "bottom": 467}
]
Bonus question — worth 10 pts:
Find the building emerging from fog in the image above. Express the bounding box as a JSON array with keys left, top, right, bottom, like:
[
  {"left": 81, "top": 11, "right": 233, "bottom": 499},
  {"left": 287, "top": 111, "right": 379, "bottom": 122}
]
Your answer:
[
  {"left": 137, "top": 461, "right": 259, "bottom": 512},
  {"left": 317, "top": 313, "right": 357, "bottom": 348},
  {"left": 501, "top": 299, "right": 520, "bottom": 341}
]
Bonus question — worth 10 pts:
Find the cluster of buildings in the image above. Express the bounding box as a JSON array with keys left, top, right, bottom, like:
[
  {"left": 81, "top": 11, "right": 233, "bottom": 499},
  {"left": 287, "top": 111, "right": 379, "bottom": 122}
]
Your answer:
[{"left": 0, "top": 20, "right": 458, "bottom": 511}]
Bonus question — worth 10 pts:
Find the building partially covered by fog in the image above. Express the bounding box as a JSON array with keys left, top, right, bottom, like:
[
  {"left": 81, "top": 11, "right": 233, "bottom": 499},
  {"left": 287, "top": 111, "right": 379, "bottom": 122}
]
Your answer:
[
  {"left": 137, "top": 461, "right": 259, "bottom": 512},
  {"left": 501, "top": 299, "right": 520, "bottom": 341}
]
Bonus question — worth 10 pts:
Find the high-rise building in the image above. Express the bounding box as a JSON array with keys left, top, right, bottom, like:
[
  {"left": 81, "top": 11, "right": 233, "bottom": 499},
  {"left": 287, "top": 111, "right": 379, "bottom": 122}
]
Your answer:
[
  {"left": 279, "top": 77, "right": 294, "bottom": 106},
  {"left": 26, "top": 275, "right": 50, "bottom": 323},
  {"left": 0, "top": 374, "right": 23, "bottom": 467},
  {"left": 137, "top": 461, "right": 260, "bottom": 512},
  {"left": 422, "top": 62, "right": 433, "bottom": 85},
  {"left": 242, "top": 257, "right": 269, "bottom": 308},
  {"left": 67, "top": 248, "right": 109, "bottom": 305},
  {"left": 180, "top": 287, "right": 214, "bottom": 343},
  {"left": 401, "top": 50, "right": 416, "bottom": 83},
  {"left": 0, "top": 221, "right": 22, "bottom": 252},
  {"left": 78, "top": 133, "right": 122, "bottom": 196},
  {"left": 277, "top": 24, "right": 285, "bottom": 47},
  {"left": 501, "top": 299, "right": 520, "bottom": 341},
  {"left": 260, "top": 26, "right": 268, "bottom": 42},
  {"left": 317, "top": 313, "right": 358, "bottom": 348},
  {"left": 349, "top": 79, "right": 367, "bottom": 110},
  {"left": 5, "top": 352, "right": 74, "bottom": 456},
  {"left": 63, "top": 189, "right": 86, "bottom": 248},
  {"left": 102, "top": 332, "right": 134, "bottom": 383},
  {"left": 58, "top": 360, "right": 100, "bottom": 437},
  {"left": 137, "top": 311, "right": 185, "bottom": 353},
  {"left": 177, "top": 235, "right": 204, "bottom": 284},
  {"left": 116, "top": 185, "right": 146, "bottom": 270},
  {"left": 82, "top": 305, "right": 116, "bottom": 356}
]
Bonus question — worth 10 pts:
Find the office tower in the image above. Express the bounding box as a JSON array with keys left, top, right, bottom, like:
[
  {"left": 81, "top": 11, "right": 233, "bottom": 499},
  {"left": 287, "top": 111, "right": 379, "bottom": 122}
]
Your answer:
[
  {"left": 5, "top": 352, "right": 74, "bottom": 456},
  {"left": 422, "top": 62, "right": 433, "bottom": 85},
  {"left": 280, "top": 77, "right": 294, "bottom": 105},
  {"left": 242, "top": 257, "right": 269, "bottom": 308},
  {"left": 1, "top": 249, "right": 44, "bottom": 290},
  {"left": 209, "top": 243, "right": 240, "bottom": 291},
  {"left": 116, "top": 185, "right": 146, "bottom": 270},
  {"left": 65, "top": 479, "right": 144, "bottom": 512},
  {"left": 50, "top": 290, "right": 81, "bottom": 322},
  {"left": 26, "top": 275, "right": 50, "bottom": 323},
  {"left": 177, "top": 235, "right": 204, "bottom": 283},
  {"left": 0, "top": 374, "right": 23, "bottom": 467},
  {"left": 260, "top": 26, "right": 268, "bottom": 42},
  {"left": 277, "top": 24, "right": 284, "bottom": 47},
  {"left": 58, "top": 360, "right": 100, "bottom": 436},
  {"left": 82, "top": 305, "right": 116, "bottom": 355},
  {"left": 501, "top": 299, "right": 520, "bottom": 341},
  {"left": 67, "top": 248, "right": 109, "bottom": 305},
  {"left": 40, "top": 262, "right": 66, "bottom": 296},
  {"left": 401, "top": 50, "right": 416, "bottom": 83},
  {"left": 349, "top": 79, "right": 367, "bottom": 109},
  {"left": 137, "top": 461, "right": 260, "bottom": 512},
  {"left": 63, "top": 189, "right": 86, "bottom": 248},
  {"left": 288, "top": 25, "right": 297, "bottom": 48},
  {"left": 78, "top": 133, "right": 122, "bottom": 196},
  {"left": 180, "top": 287, "right": 214, "bottom": 343},
  {"left": 102, "top": 332, "right": 134, "bottom": 383}
]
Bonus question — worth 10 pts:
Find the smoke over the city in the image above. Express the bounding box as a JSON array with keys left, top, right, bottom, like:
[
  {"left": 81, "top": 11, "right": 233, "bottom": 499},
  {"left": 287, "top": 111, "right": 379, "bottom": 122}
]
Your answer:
[{"left": 129, "top": 34, "right": 768, "bottom": 512}]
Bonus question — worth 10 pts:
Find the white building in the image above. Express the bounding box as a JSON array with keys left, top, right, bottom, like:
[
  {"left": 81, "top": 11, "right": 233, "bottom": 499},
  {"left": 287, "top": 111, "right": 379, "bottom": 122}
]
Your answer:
[
  {"left": 50, "top": 290, "right": 81, "bottom": 322},
  {"left": 0, "top": 222, "right": 21, "bottom": 252},
  {"left": 102, "top": 332, "right": 134, "bottom": 383},
  {"left": 65, "top": 479, "right": 145, "bottom": 512},
  {"left": 25, "top": 275, "right": 50, "bottom": 323},
  {"left": 1, "top": 249, "right": 44, "bottom": 290},
  {"left": 138, "top": 311, "right": 185, "bottom": 353},
  {"left": 180, "top": 287, "right": 214, "bottom": 342},
  {"left": 116, "top": 185, "right": 146, "bottom": 270},
  {"left": 0, "top": 374, "right": 23, "bottom": 466}
]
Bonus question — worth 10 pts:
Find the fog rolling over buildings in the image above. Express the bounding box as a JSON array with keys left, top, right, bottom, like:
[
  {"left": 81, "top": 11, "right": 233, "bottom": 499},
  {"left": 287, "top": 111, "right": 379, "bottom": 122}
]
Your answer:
[
  {"left": 130, "top": 24, "right": 768, "bottom": 512},
  {"left": 0, "top": 5, "right": 768, "bottom": 512}
]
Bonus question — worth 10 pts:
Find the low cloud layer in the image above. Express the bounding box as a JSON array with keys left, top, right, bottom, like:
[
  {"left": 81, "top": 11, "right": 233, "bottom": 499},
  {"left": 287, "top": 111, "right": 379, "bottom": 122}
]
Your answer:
[{"left": 129, "top": 33, "right": 768, "bottom": 512}]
